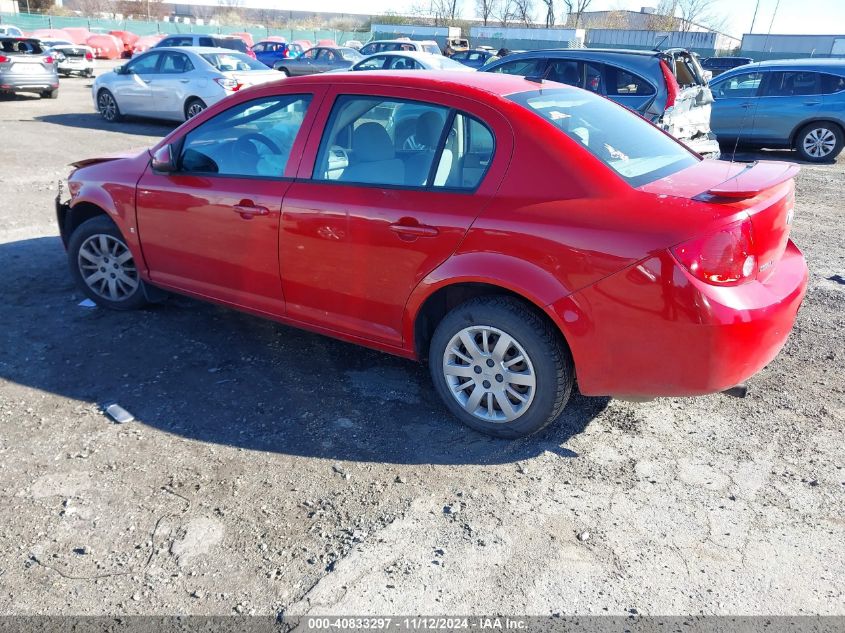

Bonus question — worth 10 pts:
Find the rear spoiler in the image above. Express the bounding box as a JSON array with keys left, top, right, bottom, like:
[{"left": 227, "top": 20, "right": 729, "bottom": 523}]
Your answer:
[{"left": 703, "top": 161, "right": 800, "bottom": 199}]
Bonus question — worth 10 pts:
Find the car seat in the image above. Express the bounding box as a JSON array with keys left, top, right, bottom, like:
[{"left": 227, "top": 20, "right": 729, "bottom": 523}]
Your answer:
[
  {"left": 340, "top": 122, "right": 405, "bottom": 185},
  {"left": 404, "top": 111, "right": 452, "bottom": 186}
]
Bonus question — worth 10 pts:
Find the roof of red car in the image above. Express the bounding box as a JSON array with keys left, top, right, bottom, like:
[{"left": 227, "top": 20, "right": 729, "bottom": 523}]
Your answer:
[{"left": 284, "top": 70, "right": 557, "bottom": 99}]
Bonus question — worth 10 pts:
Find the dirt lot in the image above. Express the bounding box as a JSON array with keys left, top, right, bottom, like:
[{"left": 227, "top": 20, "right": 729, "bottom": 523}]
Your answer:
[{"left": 0, "top": 67, "right": 843, "bottom": 618}]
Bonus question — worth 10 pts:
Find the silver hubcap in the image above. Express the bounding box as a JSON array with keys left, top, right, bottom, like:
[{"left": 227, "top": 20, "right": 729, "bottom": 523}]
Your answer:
[
  {"left": 78, "top": 234, "right": 138, "bottom": 301},
  {"left": 98, "top": 92, "right": 116, "bottom": 120},
  {"left": 187, "top": 102, "right": 204, "bottom": 118},
  {"left": 443, "top": 325, "right": 536, "bottom": 424},
  {"left": 803, "top": 127, "right": 836, "bottom": 158}
]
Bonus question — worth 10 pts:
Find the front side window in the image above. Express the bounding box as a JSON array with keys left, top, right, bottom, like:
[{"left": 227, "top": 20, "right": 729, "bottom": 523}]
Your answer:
[
  {"left": 508, "top": 88, "right": 697, "bottom": 187},
  {"left": 313, "top": 96, "right": 451, "bottom": 186},
  {"left": 127, "top": 52, "right": 161, "bottom": 74},
  {"left": 605, "top": 66, "right": 655, "bottom": 96},
  {"left": 179, "top": 95, "right": 312, "bottom": 178},
  {"left": 489, "top": 57, "right": 545, "bottom": 76},
  {"left": 356, "top": 56, "right": 387, "bottom": 70},
  {"left": 546, "top": 60, "right": 581, "bottom": 86},
  {"left": 422, "top": 44, "right": 441, "bottom": 55},
  {"left": 763, "top": 71, "right": 821, "bottom": 97},
  {"left": 317, "top": 49, "right": 337, "bottom": 62},
  {"left": 301, "top": 48, "right": 318, "bottom": 60},
  {"left": 387, "top": 56, "right": 419, "bottom": 70},
  {"left": 712, "top": 71, "right": 763, "bottom": 99}
]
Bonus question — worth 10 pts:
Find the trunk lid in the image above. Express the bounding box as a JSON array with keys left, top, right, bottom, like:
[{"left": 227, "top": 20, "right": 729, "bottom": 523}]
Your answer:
[
  {"left": 225, "top": 70, "right": 281, "bottom": 89},
  {"left": 642, "top": 159, "right": 798, "bottom": 282}
]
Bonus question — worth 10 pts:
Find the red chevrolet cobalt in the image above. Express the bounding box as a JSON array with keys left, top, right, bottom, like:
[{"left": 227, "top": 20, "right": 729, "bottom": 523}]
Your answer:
[{"left": 57, "top": 72, "right": 808, "bottom": 438}]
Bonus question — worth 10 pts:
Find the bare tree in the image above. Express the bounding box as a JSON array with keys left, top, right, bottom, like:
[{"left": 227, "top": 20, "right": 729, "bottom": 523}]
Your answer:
[
  {"left": 513, "top": 0, "right": 534, "bottom": 26},
  {"left": 644, "top": 0, "right": 680, "bottom": 30},
  {"left": 429, "top": 0, "right": 462, "bottom": 25},
  {"left": 494, "top": 0, "right": 516, "bottom": 26},
  {"left": 475, "top": 0, "right": 497, "bottom": 26},
  {"left": 539, "top": 0, "right": 554, "bottom": 26},
  {"left": 562, "top": 0, "right": 592, "bottom": 28},
  {"left": 675, "top": 0, "right": 727, "bottom": 32}
]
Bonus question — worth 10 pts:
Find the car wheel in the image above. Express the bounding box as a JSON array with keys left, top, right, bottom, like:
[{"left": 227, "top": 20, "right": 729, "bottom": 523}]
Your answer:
[
  {"left": 42, "top": 89, "right": 58, "bottom": 99},
  {"left": 795, "top": 122, "right": 843, "bottom": 162},
  {"left": 67, "top": 216, "right": 147, "bottom": 311},
  {"left": 185, "top": 97, "right": 206, "bottom": 120},
  {"left": 97, "top": 89, "right": 121, "bottom": 122},
  {"left": 428, "top": 296, "right": 574, "bottom": 439},
  {"left": 276, "top": 67, "right": 290, "bottom": 76}
]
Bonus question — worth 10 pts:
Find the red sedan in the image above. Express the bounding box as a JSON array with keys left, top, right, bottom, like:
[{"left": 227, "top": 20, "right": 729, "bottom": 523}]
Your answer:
[{"left": 57, "top": 72, "right": 808, "bottom": 438}]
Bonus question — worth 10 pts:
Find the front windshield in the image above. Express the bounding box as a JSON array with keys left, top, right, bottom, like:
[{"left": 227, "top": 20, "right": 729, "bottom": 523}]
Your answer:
[
  {"left": 339, "top": 47, "right": 362, "bottom": 61},
  {"left": 508, "top": 88, "right": 698, "bottom": 187},
  {"left": 201, "top": 52, "right": 266, "bottom": 72}
]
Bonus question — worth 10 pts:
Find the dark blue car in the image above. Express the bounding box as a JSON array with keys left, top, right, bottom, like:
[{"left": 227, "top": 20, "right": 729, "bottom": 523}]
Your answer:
[
  {"left": 450, "top": 49, "right": 497, "bottom": 69},
  {"left": 251, "top": 40, "right": 289, "bottom": 68},
  {"left": 709, "top": 58, "right": 845, "bottom": 162}
]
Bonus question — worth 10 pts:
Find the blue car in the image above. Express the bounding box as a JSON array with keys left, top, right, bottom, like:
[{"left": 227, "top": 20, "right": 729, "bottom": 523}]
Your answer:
[
  {"left": 450, "top": 49, "right": 497, "bottom": 69},
  {"left": 709, "top": 58, "right": 845, "bottom": 162},
  {"left": 251, "top": 40, "right": 290, "bottom": 68}
]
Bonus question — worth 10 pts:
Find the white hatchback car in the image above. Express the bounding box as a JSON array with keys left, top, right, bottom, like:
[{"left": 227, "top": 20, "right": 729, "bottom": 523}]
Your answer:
[
  {"left": 39, "top": 39, "right": 95, "bottom": 77},
  {"left": 92, "top": 46, "right": 281, "bottom": 123}
]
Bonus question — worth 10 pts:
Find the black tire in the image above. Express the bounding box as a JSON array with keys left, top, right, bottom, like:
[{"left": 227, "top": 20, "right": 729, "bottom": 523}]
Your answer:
[
  {"left": 184, "top": 97, "right": 206, "bottom": 120},
  {"left": 276, "top": 67, "right": 290, "bottom": 76},
  {"left": 428, "top": 296, "right": 573, "bottom": 439},
  {"left": 42, "top": 89, "right": 58, "bottom": 99},
  {"left": 794, "top": 121, "right": 844, "bottom": 162},
  {"left": 96, "top": 88, "right": 121, "bottom": 122},
  {"left": 67, "top": 216, "right": 148, "bottom": 311}
]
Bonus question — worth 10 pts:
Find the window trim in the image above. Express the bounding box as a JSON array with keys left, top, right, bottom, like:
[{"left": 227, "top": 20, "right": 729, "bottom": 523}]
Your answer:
[{"left": 310, "top": 94, "right": 496, "bottom": 193}]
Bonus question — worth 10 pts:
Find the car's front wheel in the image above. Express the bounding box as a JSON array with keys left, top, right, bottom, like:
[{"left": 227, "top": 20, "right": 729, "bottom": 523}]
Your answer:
[
  {"left": 276, "top": 67, "right": 290, "bottom": 76},
  {"left": 97, "top": 89, "right": 121, "bottom": 122},
  {"left": 795, "top": 122, "right": 843, "bottom": 162},
  {"left": 67, "top": 216, "right": 147, "bottom": 311},
  {"left": 429, "top": 296, "right": 574, "bottom": 438}
]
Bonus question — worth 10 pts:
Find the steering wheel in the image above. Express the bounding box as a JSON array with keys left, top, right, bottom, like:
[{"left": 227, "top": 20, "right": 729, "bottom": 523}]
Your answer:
[{"left": 233, "top": 132, "right": 282, "bottom": 157}]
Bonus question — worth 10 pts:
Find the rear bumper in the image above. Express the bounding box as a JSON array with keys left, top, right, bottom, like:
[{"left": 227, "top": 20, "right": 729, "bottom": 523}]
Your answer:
[
  {"left": 0, "top": 74, "right": 58, "bottom": 92},
  {"left": 552, "top": 240, "right": 808, "bottom": 397},
  {"left": 684, "top": 133, "right": 721, "bottom": 159},
  {"left": 58, "top": 60, "right": 93, "bottom": 74}
]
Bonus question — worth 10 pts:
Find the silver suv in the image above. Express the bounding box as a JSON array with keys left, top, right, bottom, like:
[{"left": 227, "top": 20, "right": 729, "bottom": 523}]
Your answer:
[{"left": 0, "top": 37, "right": 59, "bottom": 99}]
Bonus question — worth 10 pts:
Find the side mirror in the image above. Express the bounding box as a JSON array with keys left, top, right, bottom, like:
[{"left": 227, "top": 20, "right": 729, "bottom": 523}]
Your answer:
[{"left": 151, "top": 144, "right": 176, "bottom": 173}]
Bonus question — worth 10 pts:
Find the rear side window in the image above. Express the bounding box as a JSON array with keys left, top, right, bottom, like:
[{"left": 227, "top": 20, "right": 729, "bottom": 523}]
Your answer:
[
  {"left": 763, "top": 71, "right": 821, "bottom": 96},
  {"left": 508, "top": 88, "right": 697, "bottom": 187},
  {"left": 712, "top": 72, "right": 763, "bottom": 98},
  {"left": 201, "top": 52, "right": 265, "bottom": 71},
  {"left": 163, "top": 36, "right": 192, "bottom": 47},
  {"left": 159, "top": 52, "right": 193, "bottom": 73},
  {"left": 199, "top": 37, "right": 213, "bottom": 47},
  {"left": 546, "top": 60, "right": 581, "bottom": 86},
  {"left": 489, "top": 58, "right": 544, "bottom": 76},
  {"left": 433, "top": 113, "right": 495, "bottom": 189},
  {"left": 214, "top": 38, "right": 248, "bottom": 53},
  {"left": 605, "top": 66, "right": 655, "bottom": 96},
  {"left": 821, "top": 73, "right": 845, "bottom": 94}
]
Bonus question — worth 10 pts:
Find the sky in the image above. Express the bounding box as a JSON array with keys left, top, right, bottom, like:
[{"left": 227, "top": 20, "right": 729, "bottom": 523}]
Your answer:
[{"left": 216, "top": 0, "right": 845, "bottom": 38}]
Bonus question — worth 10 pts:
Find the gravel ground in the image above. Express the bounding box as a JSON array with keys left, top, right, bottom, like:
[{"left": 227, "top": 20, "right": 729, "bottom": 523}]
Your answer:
[{"left": 0, "top": 67, "right": 843, "bottom": 617}]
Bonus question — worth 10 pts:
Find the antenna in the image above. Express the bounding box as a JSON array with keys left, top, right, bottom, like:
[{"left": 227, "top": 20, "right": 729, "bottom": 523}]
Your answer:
[
  {"left": 653, "top": 35, "right": 669, "bottom": 51},
  {"left": 729, "top": 0, "right": 781, "bottom": 165}
]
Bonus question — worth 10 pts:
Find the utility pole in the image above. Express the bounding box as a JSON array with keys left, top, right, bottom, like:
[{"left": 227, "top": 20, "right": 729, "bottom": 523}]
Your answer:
[{"left": 749, "top": 0, "right": 760, "bottom": 33}]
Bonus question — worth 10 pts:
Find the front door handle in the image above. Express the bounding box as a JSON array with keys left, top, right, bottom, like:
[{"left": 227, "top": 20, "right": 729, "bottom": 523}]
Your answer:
[
  {"left": 389, "top": 222, "right": 439, "bottom": 238},
  {"left": 180, "top": 79, "right": 190, "bottom": 83},
  {"left": 233, "top": 203, "right": 269, "bottom": 219},
  {"left": 803, "top": 100, "right": 821, "bottom": 106}
]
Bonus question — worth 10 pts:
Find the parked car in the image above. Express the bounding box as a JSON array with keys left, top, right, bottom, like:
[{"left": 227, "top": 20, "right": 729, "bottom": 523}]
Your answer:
[
  {"left": 450, "top": 48, "right": 497, "bottom": 69},
  {"left": 153, "top": 34, "right": 256, "bottom": 59},
  {"left": 709, "top": 59, "right": 845, "bottom": 162},
  {"left": 444, "top": 37, "right": 469, "bottom": 57},
  {"left": 252, "top": 40, "right": 289, "bottom": 68},
  {"left": 92, "top": 47, "right": 280, "bottom": 123},
  {"left": 39, "top": 39, "right": 95, "bottom": 77},
  {"left": 481, "top": 48, "right": 721, "bottom": 158},
  {"left": 701, "top": 56, "right": 753, "bottom": 78},
  {"left": 59, "top": 71, "right": 807, "bottom": 438},
  {"left": 0, "top": 37, "right": 59, "bottom": 98},
  {"left": 342, "top": 51, "right": 474, "bottom": 72},
  {"left": 273, "top": 46, "right": 361, "bottom": 76},
  {"left": 344, "top": 39, "right": 363, "bottom": 50},
  {"left": 359, "top": 39, "right": 442, "bottom": 56},
  {"left": 288, "top": 40, "right": 312, "bottom": 58},
  {"left": 0, "top": 25, "right": 24, "bottom": 38}
]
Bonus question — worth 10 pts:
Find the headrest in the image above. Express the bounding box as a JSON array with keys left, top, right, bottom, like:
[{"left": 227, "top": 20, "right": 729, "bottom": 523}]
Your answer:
[{"left": 352, "top": 122, "right": 395, "bottom": 162}]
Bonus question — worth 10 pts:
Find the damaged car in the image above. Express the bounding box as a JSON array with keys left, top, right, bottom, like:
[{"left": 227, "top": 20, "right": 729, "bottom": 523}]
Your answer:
[
  {"left": 481, "top": 47, "right": 721, "bottom": 158},
  {"left": 38, "top": 39, "right": 95, "bottom": 77}
]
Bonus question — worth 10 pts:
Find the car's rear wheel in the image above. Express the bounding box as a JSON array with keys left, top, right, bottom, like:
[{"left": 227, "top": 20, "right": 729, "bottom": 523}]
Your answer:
[
  {"left": 42, "top": 89, "right": 58, "bottom": 99},
  {"left": 428, "top": 296, "right": 573, "bottom": 438},
  {"left": 276, "top": 67, "right": 290, "bottom": 76},
  {"left": 185, "top": 97, "right": 206, "bottom": 120},
  {"left": 795, "top": 122, "right": 843, "bottom": 162},
  {"left": 97, "top": 89, "right": 121, "bottom": 122},
  {"left": 67, "top": 216, "right": 147, "bottom": 311}
]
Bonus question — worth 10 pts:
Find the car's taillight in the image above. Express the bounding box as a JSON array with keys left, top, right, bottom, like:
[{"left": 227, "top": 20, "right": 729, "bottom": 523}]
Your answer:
[
  {"left": 85, "top": 52, "right": 93, "bottom": 61},
  {"left": 44, "top": 55, "right": 54, "bottom": 64},
  {"left": 671, "top": 219, "right": 757, "bottom": 286},
  {"left": 246, "top": 49, "right": 256, "bottom": 59},
  {"left": 214, "top": 77, "right": 241, "bottom": 91},
  {"left": 659, "top": 59, "right": 680, "bottom": 110},
  {"left": 0, "top": 55, "right": 8, "bottom": 63}
]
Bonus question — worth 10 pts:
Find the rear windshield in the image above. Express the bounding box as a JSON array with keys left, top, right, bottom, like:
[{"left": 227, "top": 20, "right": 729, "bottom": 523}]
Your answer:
[
  {"left": 214, "top": 38, "right": 248, "bottom": 53},
  {"left": 508, "top": 88, "right": 698, "bottom": 187},
  {"left": 201, "top": 52, "right": 266, "bottom": 71},
  {"left": 1, "top": 38, "right": 45, "bottom": 54}
]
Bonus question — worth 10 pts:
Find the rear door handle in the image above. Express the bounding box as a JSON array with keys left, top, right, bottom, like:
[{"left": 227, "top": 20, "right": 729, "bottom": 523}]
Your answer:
[
  {"left": 389, "top": 222, "right": 439, "bottom": 238},
  {"left": 803, "top": 100, "right": 821, "bottom": 106},
  {"left": 233, "top": 203, "right": 269, "bottom": 218},
  {"left": 180, "top": 79, "right": 190, "bottom": 83}
]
